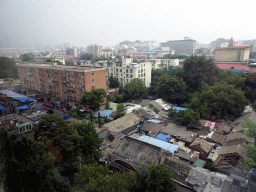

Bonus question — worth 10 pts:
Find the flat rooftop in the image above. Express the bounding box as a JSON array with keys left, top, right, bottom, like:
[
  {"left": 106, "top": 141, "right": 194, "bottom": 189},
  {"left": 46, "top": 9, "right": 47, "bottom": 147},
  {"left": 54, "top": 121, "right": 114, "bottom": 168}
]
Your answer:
[{"left": 18, "top": 63, "right": 106, "bottom": 72}]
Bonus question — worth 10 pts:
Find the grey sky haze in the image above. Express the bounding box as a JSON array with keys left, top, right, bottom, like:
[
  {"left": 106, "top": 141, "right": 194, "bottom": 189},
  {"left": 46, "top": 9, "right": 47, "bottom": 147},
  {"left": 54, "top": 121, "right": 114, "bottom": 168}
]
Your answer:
[{"left": 0, "top": 0, "right": 255, "bottom": 48}]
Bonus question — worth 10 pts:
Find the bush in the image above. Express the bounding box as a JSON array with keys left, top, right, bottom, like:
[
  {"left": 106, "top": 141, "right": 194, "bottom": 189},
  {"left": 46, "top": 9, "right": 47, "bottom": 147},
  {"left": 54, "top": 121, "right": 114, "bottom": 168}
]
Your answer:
[{"left": 148, "top": 104, "right": 159, "bottom": 113}]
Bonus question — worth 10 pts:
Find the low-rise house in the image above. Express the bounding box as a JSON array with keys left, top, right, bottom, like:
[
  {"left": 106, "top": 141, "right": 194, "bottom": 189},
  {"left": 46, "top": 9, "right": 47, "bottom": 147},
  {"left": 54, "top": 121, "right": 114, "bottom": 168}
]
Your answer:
[
  {"left": 150, "top": 100, "right": 163, "bottom": 111},
  {"left": 224, "top": 132, "right": 247, "bottom": 146},
  {"left": 216, "top": 123, "right": 233, "bottom": 134},
  {"left": 215, "top": 144, "right": 246, "bottom": 168},
  {"left": 133, "top": 108, "right": 151, "bottom": 119},
  {"left": 206, "top": 131, "right": 227, "bottom": 146},
  {"left": 140, "top": 121, "right": 164, "bottom": 137},
  {"left": 174, "top": 150, "right": 198, "bottom": 163},
  {"left": 207, "top": 146, "right": 222, "bottom": 163},
  {"left": 189, "top": 138, "right": 212, "bottom": 160}
]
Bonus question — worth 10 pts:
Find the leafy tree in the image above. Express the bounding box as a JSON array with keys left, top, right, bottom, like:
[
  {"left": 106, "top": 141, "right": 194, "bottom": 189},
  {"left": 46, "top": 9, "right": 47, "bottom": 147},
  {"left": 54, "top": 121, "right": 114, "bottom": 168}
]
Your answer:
[
  {"left": 185, "top": 82, "right": 249, "bottom": 119},
  {"left": 123, "top": 78, "right": 148, "bottom": 99},
  {"left": 168, "top": 108, "right": 201, "bottom": 127},
  {"left": 80, "top": 89, "right": 107, "bottom": 111},
  {"left": 241, "top": 157, "right": 256, "bottom": 171},
  {"left": 105, "top": 102, "right": 111, "bottom": 110},
  {"left": 80, "top": 53, "right": 93, "bottom": 60},
  {"left": 68, "top": 108, "right": 81, "bottom": 119},
  {"left": 0, "top": 128, "right": 70, "bottom": 192},
  {"left": 183, "top": 55, "right": 220, "bottom": 92},
  {"left": 243, "top": 118, "right": 256, "bottom": 146},
  {"left": 163, "top": 54, "right": 188, "bottom": 59},
  {"left": 203, "top": 162, "right": 216, "bottom": 171},
  {"left": 253, "top": 100, "right": 256, "bottom": 110},
  {"left": 114, "top": 103, "right": 126, "bottom": 119},
  {"left": 156, "top": 74, "right": 187, "bottom": 104},
  {"left": 133, "top": 162, "right": 177, "bottom": 192},
  {"left": 20, "top": 53, "right": 33, "bottom": 61},
  {"left": 108, "top": 75, "right": 120, "bottom": 88},
  {"left": 72, "top": 120, "right": 103, "bottom": 163},
  {"left": 0, "top": 56, "right": 19, "bottom": 79},
  {"left": 217, "top": 70, "right": 246, "bottom": 90},
  {"left": 241, "top": 73, "right": 256, "bottom": 102},
  {"left": 114, "top": 94, "right": 123, "bottom": 103}
]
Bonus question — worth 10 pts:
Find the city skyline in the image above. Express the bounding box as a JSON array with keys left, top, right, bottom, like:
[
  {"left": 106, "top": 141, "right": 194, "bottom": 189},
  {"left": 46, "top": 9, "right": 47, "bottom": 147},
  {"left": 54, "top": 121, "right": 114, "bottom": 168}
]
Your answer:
[{"left": 1, "top": 0, "right": 255, "bottom": 48}]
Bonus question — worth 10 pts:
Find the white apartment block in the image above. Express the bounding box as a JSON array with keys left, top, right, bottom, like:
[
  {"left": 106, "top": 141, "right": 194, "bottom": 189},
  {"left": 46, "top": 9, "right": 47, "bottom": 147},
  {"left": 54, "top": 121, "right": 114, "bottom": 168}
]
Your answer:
[
  {"left": 149, "top": 59, "right": 179, "bottom": 69},
  {"left": 105, "top": 58, "right": 152, "bottom": 87}
]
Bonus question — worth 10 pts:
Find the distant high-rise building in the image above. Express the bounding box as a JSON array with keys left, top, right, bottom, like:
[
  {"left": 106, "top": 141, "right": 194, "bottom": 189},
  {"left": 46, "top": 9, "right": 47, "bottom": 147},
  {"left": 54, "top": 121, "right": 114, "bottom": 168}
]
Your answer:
[
  {"left": 87, "top": 44, "right": 103, "bottom": 56},
  {"left": 161, "top": 37, "right": 196, "bottom": 55}
]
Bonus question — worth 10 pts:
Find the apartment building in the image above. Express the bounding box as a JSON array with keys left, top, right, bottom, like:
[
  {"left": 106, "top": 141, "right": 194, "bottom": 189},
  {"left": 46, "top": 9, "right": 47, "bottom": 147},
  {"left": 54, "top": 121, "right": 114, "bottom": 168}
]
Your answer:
[
  {"left": 105, "top": 58, "right": 152, "bottom": 87},
  {"left": 18, "top": 63, "right": 107, "bottom": 105},
  {"left": 87, "top": 44, "right": 103, "bottom": 56},
  {"left": 161, "top": 37, "right": 196, "bottom": 55},
  {"left": 149, "top": 59, "right": 179, "bottom": 69}
]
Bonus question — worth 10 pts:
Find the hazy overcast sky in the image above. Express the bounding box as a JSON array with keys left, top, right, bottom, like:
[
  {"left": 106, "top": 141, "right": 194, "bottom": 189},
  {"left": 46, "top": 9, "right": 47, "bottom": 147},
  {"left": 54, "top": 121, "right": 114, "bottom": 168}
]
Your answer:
[{"left": 0, "top": 0, "right": 255, "bottom": 48}]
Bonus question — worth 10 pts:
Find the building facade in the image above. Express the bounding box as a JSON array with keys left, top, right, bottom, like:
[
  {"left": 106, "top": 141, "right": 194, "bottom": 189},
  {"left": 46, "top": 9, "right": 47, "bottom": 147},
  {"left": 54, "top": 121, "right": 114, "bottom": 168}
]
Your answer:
[
  {"left": 214, "top": 47, "right": 250, "bottom": 62},
  {"left": 105, "top": 58, "right": 152, "bottom": 87},
  {"left": 161, "top": 37, "right": 197, "bottom": 55},
  {"left": 149, "top": 59, "right": 179, "bottom": 69},
  {"left": 18, "top": 63, "right": 107, "bottom": 105},
  {"left": 87, "top": 44, "right": 103, "bottom": 56}
]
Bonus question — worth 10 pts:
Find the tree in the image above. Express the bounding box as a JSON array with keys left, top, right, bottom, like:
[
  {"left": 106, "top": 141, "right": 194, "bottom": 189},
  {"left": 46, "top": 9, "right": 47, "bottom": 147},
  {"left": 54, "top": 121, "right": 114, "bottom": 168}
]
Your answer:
[
  {"left": 123, "top": 78, "right": 148, "bottom": 99},
  {"left": 113, "top": 94, "right": 123, "bottom": 103},
  {"left": 20, "top": 53, "right": 33, "bottom": 61},
  {"left": 0, "top": 56, "right": 19, "bottom": 79},
  {"left": 156, "top": 74, "right": 187, "bottom": 104},
  {"left": 217, "top": 70, "right": 245, "bottom": 90},
  {"left": 183, "top": 55, "right": 220, "bottom": 92},
  {"left": 0, "top": 128, "right": 70, "bottom": 192},
  {"left": 242, "top": 157, "right": 256, "bottom": 171},
  {"left": 168, "top": 108, "right": 201, "bottom": 127},
  {"left": 185, "top": 82, "right": 249, "bottom": 119},
  {"left": 133, "top": 162, "right": 177, "bottom": 192},
  {"left": 80, "top": 89, "right": 107, "bottom": 111},
  {"left": 243, "top": 118, "right": 256, "bottom": 146},
  {"left": 241, "top": 73, "right": 256, "bottom": 102},
  {"left": 68, "top": 108, "right": 81, "bottom": 119},
  {"left": 114, "top": 103, "right": 126, "bottom": 119},
  {"left": 163, "top": 54, "right": 188, "bottom": 59},
  {"left": 80, "top": 53, "right": 93, "bottom": 60},
  {"left": 108, "top": 75, "right": 120, "bottom": 88}
]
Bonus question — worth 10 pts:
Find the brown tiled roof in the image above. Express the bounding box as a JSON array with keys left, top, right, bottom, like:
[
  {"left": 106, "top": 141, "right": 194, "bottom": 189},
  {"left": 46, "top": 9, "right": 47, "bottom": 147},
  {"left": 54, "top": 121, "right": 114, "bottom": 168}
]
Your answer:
[
  {"left": 141, "top": 121, "right": 164, "bottom": 134},
  {"left": 207, "top": 132, "right": 226, "bottom": 145},
  {"left": 226, "top": 132, "right": 246, "bottom": 142},
  {"left": 190, "top": 138, "right": 212, "bottom": 153},
  {"left": 140, "top": 99, "right": 152, "bottom": 106},
  {"left": 133, "top": 108, "right": 151, "bottom": 119},
  {"left": 218, "top": 144, "right": 246, "bottom": 159}
]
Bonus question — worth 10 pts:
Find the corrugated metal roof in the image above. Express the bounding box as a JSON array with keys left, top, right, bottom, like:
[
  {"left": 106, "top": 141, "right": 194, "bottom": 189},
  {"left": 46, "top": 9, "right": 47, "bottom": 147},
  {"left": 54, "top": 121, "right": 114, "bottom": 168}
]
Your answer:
[
  {"left": 155, "top": 133, "right": 169, "bottom": 142},
  {"left": 138, "top": 135, "right": 179, "bottom": 154}
]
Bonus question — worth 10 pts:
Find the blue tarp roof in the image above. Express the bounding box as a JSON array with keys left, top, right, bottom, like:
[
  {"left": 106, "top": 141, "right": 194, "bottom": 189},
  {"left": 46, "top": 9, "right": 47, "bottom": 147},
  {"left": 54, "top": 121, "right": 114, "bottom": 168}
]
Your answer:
[
  {"left": 16, "top": 105, "right": 29, "bottom": 110},
  {"left": 172, "top": 107, "right": 188, "bottom": 112},
  {"left": 0, "top": 90, "right": 35, "bottom": 103},
  {"left": 155, "top": 133, "right": 170, "bottom": 142},
  {"left": 93, "top": 110, "right": 113, "bottom": 117},
  {"left": 148, "top": 119, "right": 162, "bottom": 124},
  {"left": 62, "top": 116, "right": 69, "bottom": 120},
  {"left": 0, "top": 105, "right": 6, "bottom": 110},
  {"left": 138, "top": 135, "right": 179, "bottom": 154}
]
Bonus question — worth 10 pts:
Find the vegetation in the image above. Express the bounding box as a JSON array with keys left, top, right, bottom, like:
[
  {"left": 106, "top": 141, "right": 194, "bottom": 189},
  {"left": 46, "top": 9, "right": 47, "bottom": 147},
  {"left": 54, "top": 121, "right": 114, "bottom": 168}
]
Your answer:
[
  {"left": 80, "top": 89, "right": 107, "bottom": 111},
  {"left": 0, "top": 56, "right": 19, "bottom": 79},
  {"left": 123, "top": 78, "right": 148, "bottom": 99},
  {"left": 243, "top": 118, "right": 256, "bottom": 146},
  {"left": 148, "top": 103, "right": 159, "bottom": 113},
  {"left": 163, "top": 54, "right": 188, "bottom": 59},
  {"left": 20, "top": 53, "right": 33, "bottom": 61},
  {"left": 114, "top": 103, "right": 126, "bottom": 119},
  {"left": 203, "top": 162, "right": 216, "bottom": 171},
  {"left": 241, "top": 73, "right": 256, "bottom": 102},
  {"left": 108, "top": 75, "right": 120, "bottom": 88},
  {"left": 80, "top": 53, "right": 93, "bottom": 60}
]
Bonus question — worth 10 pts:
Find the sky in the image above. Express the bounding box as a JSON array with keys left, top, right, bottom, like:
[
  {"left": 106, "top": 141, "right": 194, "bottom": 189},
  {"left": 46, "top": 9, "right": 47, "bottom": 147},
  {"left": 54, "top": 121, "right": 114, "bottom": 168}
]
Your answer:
[{"left": 0, "top": 0, "right": 256, "bottom": 48}]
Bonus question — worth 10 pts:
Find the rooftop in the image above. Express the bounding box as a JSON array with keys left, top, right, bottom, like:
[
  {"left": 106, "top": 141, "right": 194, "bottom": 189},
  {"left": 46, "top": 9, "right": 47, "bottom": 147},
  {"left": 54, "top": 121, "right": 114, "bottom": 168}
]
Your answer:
[
  {"left": 206, "top": 131, "right": 227, "bottom": 145},
  {"left": 216, "top": 64, "right": 249, "bottom": 71},
  {"left": 18, "top": 63, "right": 106, "bottom": 72},
  {"left": 190, "top": 138, "right": 212, "bottom": 153},
  {"left": 141, "top": 121, "right": 165, "bottom": 135},
  {"left": 218, "top": 144, "right": 246, "bottom": 159}
]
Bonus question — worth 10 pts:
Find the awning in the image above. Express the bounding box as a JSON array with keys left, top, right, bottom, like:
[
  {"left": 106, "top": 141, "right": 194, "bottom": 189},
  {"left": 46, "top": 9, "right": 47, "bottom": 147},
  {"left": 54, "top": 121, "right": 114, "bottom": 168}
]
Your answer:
[
  {"left": 16, "top": 105, "right": 30, "bottom": 110},
  {"left": 0, "top": 105, "right": 6, "bottom": 110}
]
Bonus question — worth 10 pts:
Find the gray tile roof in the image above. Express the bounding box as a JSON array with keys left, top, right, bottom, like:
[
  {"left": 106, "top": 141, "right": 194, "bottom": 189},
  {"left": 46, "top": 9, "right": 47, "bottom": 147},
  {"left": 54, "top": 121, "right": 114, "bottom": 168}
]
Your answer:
[
  {"left": 190, "top": 138, "right": 212, "bottom": 153},
  {"left": 218, "top": 144, "right": 246, "bottom": 159},
  {"left": 141, "top": 121, "right": 164, "bottom": 134}
]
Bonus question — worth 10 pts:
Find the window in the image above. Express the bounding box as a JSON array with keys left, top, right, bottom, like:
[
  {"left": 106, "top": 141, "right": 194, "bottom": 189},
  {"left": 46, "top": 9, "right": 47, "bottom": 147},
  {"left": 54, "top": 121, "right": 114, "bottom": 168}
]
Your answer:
[
  {"left": 92, "top": 79, "right": 95, "bottom": 82},
  {"left": 92, "top": 73, "right": 94, "bottom": 75},
  {"left": 130, "top": 75, "right": 133, "bottom": 78},
  {"left": 126, "top": 69, "right": 128, "bottom": 73},
  {"left": 130, "top": 69, "right": 133, "bottom": 73}
]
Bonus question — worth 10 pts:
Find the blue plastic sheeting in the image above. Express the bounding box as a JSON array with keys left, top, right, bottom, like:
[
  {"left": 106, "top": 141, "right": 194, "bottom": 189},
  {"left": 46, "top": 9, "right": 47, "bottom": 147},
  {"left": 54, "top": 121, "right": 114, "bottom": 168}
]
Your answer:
[
  {"left": 155, "top": 133, "right": 169, "bottom": 142},
  {"left": 147, "top": 119, "right": 162, "bottom": 124},
  {"left": 63, "top": 116, "right": 69, "bottom": 120},
  {"left": 16, "top": 105, "right": 30, "bottom": 110},
  {"left": 0, "top": 90, "right": 35, "bottom": 103},
  {"left": 93, "top": 110, "right": 113, "bottom": 117},
  {"left": 138, "top": 135, "right": 179, "bottom": 154},
  {"left": 34, "top": 121, "right": 39, "bottom": 125},
  {"left": 172, "top": 107, "right": 188, "bottom": 112},
  {"left": 0, "top": 105, "right": 5, "bottom": 110}
]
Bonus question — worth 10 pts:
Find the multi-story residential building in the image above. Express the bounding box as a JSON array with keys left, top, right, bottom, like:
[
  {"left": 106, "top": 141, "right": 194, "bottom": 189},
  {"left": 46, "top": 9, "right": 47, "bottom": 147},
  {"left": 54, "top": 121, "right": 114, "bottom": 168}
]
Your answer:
[
  {"left": 98, "top": 49, "right": 113, "bottom": 58},
  {"left": 105, "top": 58, "right": 152, "bottom": 87},
  {"left": 18, "top": 63, "right": 107, "bottom": 106},
  {"left": 149, "top": 59, "right": 179, "bottom": 69},
  {"left": 161, "top": 37, "right": 196, "bottom": 55},
  {"left": 87, "top": 44, "right": 103, "bottom": 56}
]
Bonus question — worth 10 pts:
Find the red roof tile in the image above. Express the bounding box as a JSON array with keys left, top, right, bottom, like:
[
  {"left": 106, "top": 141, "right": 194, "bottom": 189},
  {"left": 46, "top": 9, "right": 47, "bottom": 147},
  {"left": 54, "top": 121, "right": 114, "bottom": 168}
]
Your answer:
[
  {"left": 234, "top": 44, "right": 250, "bottom": 47},
  {"left": 66, "top": 55, "right": 74, "bottom": 59},
  {"left": 216, "top": 64, "right": 249, "bottom": 71}
]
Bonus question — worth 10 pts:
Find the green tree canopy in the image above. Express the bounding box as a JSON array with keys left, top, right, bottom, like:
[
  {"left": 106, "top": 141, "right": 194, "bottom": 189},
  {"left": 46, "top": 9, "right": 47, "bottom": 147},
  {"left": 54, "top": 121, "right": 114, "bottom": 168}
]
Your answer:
[
  {"left": 243, "top": 118, "right": 256, "bottom": 146},
  {"left": 163, "top": 54, "right": 188, "bottom": 59},
  {"left": 20, "top": 53, "right": 33, "bottom": 61},
  {"left": 80, "top": 53, "right": 94, "bottom": 60},
  {"left": 114, "top": 103, "right": 126, "bottom": 119},
  {"left": 0, "top": 56, "right": 19, "bottom": 79},
  {"left": 108, "top": 75, "right": 120, "bottom": 88},
  {"left": 241, "top": 157, "right": 256, "bottom": 171},
  {"left": 217, "top": 70, "right": 246, "bottom": 90},
  {"left": 185, "top": 82, "right": 249, "bottom": 119},
  {"left": 156, "top": 74, "right": 187, "bottom": 104},
  {"left": 241, "top": 73, "right": 256, "bottom": 102},
  {"left": 123, "top": 78, "right": 148, "bottom": 99},
  {"left": 80, "top": 89, "right": 107, "bottom": 111},
  {"left": 183, "top": 55, "right": 220, "bottom": 92},
  {"left": 0, "top": 128, "right": 70, "bottom": 192}
]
